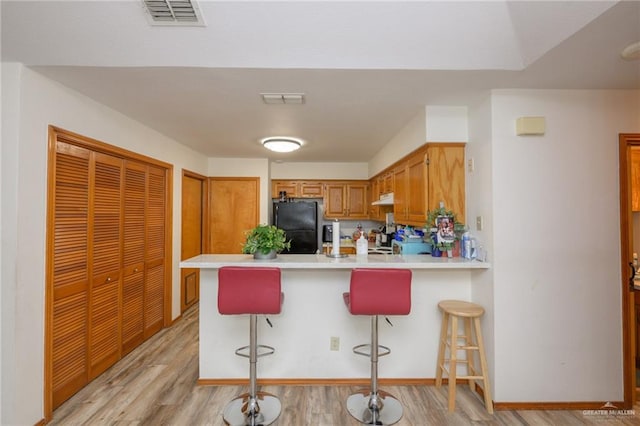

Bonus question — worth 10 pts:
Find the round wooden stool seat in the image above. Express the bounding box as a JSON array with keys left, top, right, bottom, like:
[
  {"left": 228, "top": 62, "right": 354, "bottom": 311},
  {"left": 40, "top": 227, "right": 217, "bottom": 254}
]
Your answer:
[{"left": 438, "top": 300, "right": 484, "bottom": 318}]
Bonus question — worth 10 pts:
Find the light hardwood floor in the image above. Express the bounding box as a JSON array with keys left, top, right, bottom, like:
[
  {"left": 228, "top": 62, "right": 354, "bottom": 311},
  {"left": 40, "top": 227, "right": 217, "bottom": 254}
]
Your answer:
[{"left": 50, "top": 305, "right": 640, "bottom": 425}]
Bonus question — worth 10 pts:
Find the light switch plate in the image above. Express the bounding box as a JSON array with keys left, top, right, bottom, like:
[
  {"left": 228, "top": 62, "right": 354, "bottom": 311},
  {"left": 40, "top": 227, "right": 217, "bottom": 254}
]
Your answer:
[{"left": 476, "top": 216, "right": 483, "bottom": 231}]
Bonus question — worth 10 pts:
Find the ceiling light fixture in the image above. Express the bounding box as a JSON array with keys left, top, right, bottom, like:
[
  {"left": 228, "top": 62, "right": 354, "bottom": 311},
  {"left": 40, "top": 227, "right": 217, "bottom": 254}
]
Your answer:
[
  {"left": 621, "top": 41, "right": 640, "bottom": 61},
  {"left": 261, "top": 137, "right": 304, "bottom": 153}
]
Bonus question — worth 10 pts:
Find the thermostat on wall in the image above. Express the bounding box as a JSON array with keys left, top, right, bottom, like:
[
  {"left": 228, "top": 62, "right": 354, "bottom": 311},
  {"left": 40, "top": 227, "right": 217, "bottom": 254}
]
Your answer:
[{"left": 516, "top": 116, "right": 545, "bottom": 136}]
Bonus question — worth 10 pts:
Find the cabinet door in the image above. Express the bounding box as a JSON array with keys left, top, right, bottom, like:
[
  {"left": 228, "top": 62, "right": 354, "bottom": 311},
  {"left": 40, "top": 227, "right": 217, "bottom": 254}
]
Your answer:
[
  {"left": 272, "top": 180, "right": 298, "bottom": 198},
  {"left": 51, "top": 141, "right": 91, "bottom": 408},
  {"left": 407, "top": 153, "right": 427, "bottom": 223},
  {"left": 369, "top": 178, "right": 380, "bottom": 220},
  {"left": 324, "top": 183, "right": 346, "bottom": 217},
  {"left": 144, "top": 166, "right": 166, "bottom": 338},
  {"left": 632, "top": 147, "right": 640, "bottom": 211},
  {"left": 346, "top": 183, "right": 368, "bottom": 218},
  {"left": 122, "top": 160, "right": 146, "bottom": 355},
  {"left": 427, "top": 145, "right": 465, "bottom": 221},
  {"left": 89, "top": 152, "right": 123, "bottom": 379},
  {"left": 394, "top": 166, "right": 408, "bottom": 222},
  {"left": 383, "top": 172, "right": 394, "bottom": 194},
  {"left": 299, "top": 181, "right": 324, "bottom": 198}
]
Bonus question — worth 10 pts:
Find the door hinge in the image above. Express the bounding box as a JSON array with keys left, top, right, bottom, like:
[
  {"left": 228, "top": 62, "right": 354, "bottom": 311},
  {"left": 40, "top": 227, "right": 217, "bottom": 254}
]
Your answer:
[{"left": 425, "top": 157, "right": 430, "bottom": 166}]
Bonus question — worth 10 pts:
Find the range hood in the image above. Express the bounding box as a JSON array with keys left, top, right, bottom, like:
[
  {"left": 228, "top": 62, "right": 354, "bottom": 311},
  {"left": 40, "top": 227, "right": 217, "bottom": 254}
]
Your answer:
[{"left": 372, "top": 193, "right": 394, "bottom": 205}]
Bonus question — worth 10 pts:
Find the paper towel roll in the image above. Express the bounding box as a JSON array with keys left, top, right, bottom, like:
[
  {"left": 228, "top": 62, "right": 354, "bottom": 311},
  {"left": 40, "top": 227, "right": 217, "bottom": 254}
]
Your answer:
[{"left": 332, "top": 221, "right": 340, "bottom": 255}]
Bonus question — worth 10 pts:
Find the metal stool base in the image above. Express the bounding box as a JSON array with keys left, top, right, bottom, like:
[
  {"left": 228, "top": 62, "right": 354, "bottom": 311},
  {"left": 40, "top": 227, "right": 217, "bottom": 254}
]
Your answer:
[
  {"left": 346, "top": 389, "right": 403, "bottom": 425},
  {"left": 222, "top": 391, "right": 281, "bottom": 426}
]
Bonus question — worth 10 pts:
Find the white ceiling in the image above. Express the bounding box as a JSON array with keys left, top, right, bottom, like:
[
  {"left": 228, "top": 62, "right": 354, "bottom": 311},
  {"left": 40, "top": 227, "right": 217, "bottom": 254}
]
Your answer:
[{"left": 2, "top": 0, "right": 639, "bottom": 162}]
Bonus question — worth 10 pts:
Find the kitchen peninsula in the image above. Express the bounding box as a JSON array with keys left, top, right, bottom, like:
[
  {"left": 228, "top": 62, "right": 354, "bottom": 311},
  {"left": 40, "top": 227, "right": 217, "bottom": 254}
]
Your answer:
[{"left": 181, "top": 254, "right": 489, "bottom": 383}]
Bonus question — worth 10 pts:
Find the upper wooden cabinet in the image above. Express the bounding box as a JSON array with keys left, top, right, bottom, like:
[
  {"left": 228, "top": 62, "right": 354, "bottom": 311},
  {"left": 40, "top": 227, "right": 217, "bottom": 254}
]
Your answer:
[
  {"left": 631, "top": 147, "right": 640, "bottom": 211},
  {"left": 323, "top": 181, "right": 369, "bottom": 219},
  {"left": 271, "top": 180, "right": 324, "bottom": 199},
  {"left": 389, "top": 143, "right": 465, "bottom": 226},
  {"left": 426, "top": 144, "right": 465, "bottom": 221}
]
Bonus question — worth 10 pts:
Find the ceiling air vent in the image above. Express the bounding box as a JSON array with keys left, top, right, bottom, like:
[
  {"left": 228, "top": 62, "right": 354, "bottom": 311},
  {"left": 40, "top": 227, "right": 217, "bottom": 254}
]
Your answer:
[{"left": 142, "top": 0, "right": 206, "bottom": 26}]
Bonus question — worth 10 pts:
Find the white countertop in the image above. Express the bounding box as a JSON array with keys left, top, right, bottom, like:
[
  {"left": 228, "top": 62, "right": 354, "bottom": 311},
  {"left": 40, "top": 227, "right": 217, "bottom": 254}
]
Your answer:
[{"left": 180, "top": 253, "right": 490, "bottom": 270}]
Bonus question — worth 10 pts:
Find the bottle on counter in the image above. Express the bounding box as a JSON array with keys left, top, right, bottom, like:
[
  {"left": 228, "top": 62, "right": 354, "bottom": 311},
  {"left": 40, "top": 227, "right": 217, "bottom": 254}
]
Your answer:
[
  {"left": 356, "top": 231, "right": 368, "bottom": 256},
  {"left": 462, "top": 232, "right": 471, "bottom": 259}
]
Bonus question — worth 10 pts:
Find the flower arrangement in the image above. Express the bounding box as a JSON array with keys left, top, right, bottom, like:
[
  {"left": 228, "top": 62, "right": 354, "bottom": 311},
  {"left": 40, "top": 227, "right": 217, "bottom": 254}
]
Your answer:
[{"left": 425, "top": 206, "right": 465, "bottom": 254}]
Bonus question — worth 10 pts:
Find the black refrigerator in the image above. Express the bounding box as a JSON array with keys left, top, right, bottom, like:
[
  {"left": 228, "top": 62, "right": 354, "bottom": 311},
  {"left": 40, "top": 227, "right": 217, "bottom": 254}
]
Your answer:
[{"left": 273, "top": 201, "right": 318, "bottom": 254}]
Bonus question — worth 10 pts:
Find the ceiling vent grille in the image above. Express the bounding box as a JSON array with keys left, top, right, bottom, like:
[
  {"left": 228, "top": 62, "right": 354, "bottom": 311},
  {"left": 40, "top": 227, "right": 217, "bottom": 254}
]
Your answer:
[{"left": 142, "top": 0, "right": 206, "bottom": 26}]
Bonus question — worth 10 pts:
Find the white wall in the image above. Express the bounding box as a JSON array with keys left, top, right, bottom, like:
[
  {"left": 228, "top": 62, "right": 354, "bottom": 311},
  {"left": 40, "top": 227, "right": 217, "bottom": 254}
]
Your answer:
[
  {"left": 1, "top": 64, "right": 208, "bottom": 425},
  {"left": 271, "top": 162, "right": 368, "bottom": 180},
  {"left": 426, "top": 105, "right": 468, "bottom": 142},
  {"left": 466, "top": 93, "right": 496, "bottom": 397},
  {"left": 369, "top": 109, "right": 426, "bottom": 176},
  {"left": 490, "top": 89, "right": 640, "bottom": 402},
  {"left": 1, "top": 62, "right": 23, "bottom": 426}
]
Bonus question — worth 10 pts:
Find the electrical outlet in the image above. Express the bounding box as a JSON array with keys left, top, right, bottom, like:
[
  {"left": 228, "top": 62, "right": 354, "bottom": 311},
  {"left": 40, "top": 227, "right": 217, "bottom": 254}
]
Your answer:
[
  {"left": 467, "top": 158, "right": 475, "bottom": 173},
  {"left": 330, "top": 336, "right": 340, "bottom": 351},
  {"left": 476, "top": 216, "right": 483, "bottom": 231}
]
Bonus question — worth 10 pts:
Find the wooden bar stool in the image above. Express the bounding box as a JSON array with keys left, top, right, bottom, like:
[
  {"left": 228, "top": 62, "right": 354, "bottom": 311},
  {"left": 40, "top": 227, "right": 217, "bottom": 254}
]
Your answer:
[
  {"left": 218, "top": 266, "right": 283, "bottom": 426},
  {"left": 343, "top": 268, "right": 412, "bottom": 425},
  {"left": 435, "top": 300, "right": 493, "bottom": 414}
]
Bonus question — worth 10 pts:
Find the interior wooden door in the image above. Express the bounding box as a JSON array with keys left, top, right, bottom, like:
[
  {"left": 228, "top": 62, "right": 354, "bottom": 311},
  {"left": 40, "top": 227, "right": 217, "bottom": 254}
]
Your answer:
[
  {"left": 50, "top": 141, "right": 91, "bottom": 409},
  {"left": 181, "top": 171, "right": 206, "bottom": 312},
  {"left": 144, "top": 166, "right": 166, "bottom": 338},
  {"left": 208, "top": 177, "right": 259, "bottom": 254},
  {"left": 122, "top": 160, "right": 146, "bottom": 355},
  {"left": 619, "top": 134, "right": 640, "bottom": 407},
  {"left": 89, "top": 152, "right": 123, "bottom": 379}
]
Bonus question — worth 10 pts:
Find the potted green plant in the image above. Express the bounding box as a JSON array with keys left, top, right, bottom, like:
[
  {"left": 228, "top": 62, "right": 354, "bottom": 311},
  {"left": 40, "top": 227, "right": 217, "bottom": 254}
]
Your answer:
[
  {"left": 426, "top": 206, "right": 465, "bottom": 257},
  {"left": 242, "top": 224, "right": 291, "bottom": 259}
]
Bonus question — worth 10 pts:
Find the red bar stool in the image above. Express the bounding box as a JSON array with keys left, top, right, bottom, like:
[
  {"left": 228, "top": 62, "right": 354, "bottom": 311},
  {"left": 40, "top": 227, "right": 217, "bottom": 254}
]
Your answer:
[
  {"left": 218, "top": 266, "right": 283, "bottom": 426},
  {"left": 343, "top": 268, "right": 412, "bottom": 426}
]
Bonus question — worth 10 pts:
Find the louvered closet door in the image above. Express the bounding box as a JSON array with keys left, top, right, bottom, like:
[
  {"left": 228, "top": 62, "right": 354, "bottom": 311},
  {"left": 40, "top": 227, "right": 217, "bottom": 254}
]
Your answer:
[
  {"left": 144, "top": 165, "right": 166, "bottom": 338},
  {"left": 51, "top": 141, "right": 91, "bottom": 409},
  {"left": 89, "top": 152, "right": 123, "bottom": 379},
  {"left": 122, "top": 160, "right": 146, "bottom": 355}
]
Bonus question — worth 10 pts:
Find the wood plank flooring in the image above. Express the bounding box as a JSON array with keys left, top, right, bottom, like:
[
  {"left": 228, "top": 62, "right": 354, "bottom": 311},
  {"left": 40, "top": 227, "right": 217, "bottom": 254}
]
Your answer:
[{"left": 50, "top": 305, "right": 640, "bottom": 425}]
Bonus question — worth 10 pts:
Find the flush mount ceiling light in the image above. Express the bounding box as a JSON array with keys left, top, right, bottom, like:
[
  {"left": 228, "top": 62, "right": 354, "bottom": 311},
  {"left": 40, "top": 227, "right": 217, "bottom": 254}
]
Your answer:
[
  {"left": 621, "top": 41, "right": 640, "bottom": 61},
  {"left": 261, "top": 137, "right": 304, "bottom": 153}
]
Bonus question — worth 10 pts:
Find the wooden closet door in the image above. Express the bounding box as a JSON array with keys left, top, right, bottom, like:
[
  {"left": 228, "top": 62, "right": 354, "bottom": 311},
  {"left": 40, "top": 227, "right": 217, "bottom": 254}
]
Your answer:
[
  {"left": 144, "top": 166, "right": 166, "bottom": 337},
  {"left": 122, "top": 160, "right": 146, "bottom": 355},
  {"left": 51, "top": 141, "right": 91, "bottom": 408},
  {"left": 89, "top": 152, "right": 123, "bottom": 379}
]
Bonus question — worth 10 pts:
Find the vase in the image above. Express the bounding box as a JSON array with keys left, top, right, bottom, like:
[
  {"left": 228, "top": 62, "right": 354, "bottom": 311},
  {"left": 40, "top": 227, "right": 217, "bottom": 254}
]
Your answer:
[
  {"left": 253, "top": 250, "right": 277, "bottom": 260},
  {"left": 447, "top": 249, "right": 453, "bottom": 258},
  {"left": 432, "top": 247, "right": 442, "bottom": 257}
]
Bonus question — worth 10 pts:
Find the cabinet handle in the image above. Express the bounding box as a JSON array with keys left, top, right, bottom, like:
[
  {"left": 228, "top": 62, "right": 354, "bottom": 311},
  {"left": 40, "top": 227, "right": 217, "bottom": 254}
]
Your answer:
[
  {"left": 106, "top": 277, "right": 112, "bottom": 283},
  {"left": 134, "top": 267, "right": 139, "bottom": 273}
]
